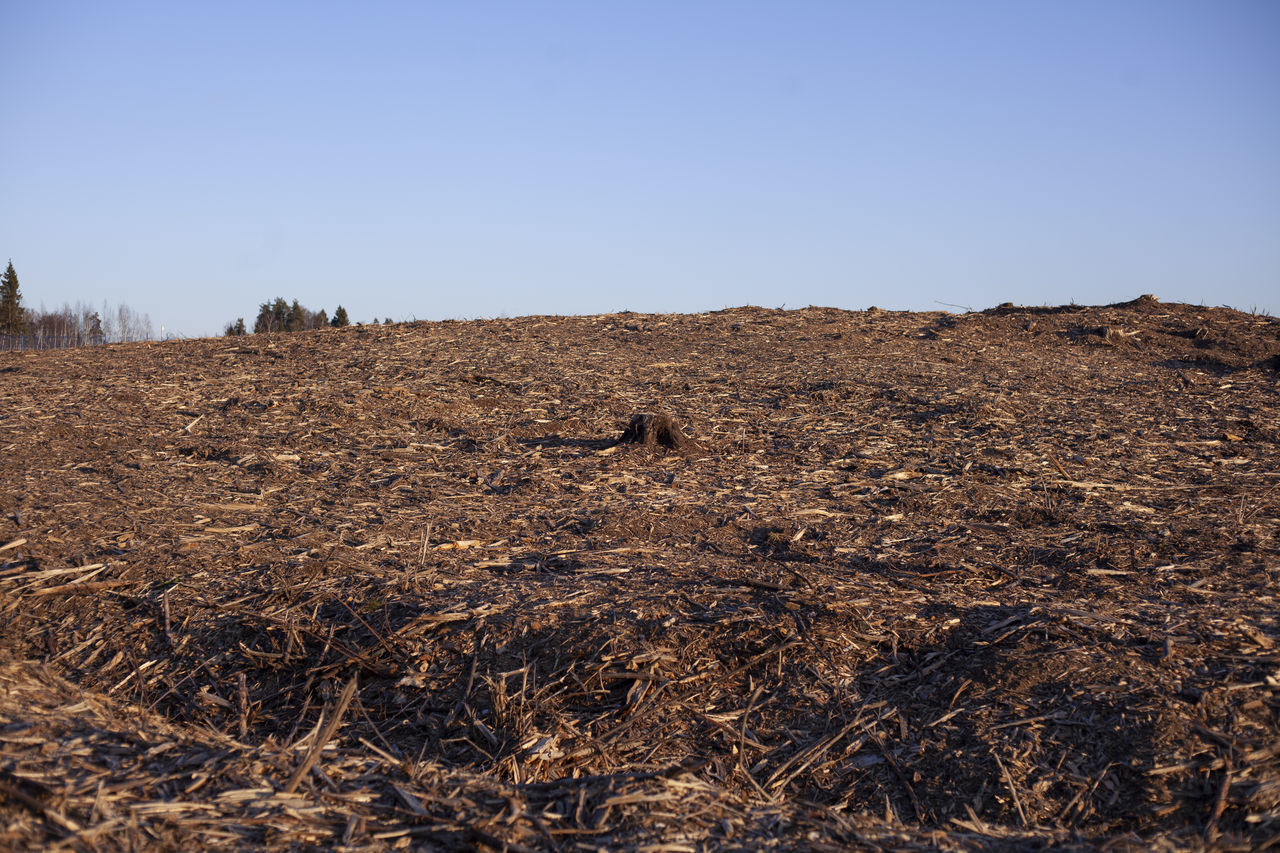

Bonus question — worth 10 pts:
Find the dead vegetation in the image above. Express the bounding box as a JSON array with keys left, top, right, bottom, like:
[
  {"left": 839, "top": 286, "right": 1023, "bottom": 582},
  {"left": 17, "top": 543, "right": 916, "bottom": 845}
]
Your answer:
[{"left": 0, "top": 297, "right": 1277, "bottom": 851}]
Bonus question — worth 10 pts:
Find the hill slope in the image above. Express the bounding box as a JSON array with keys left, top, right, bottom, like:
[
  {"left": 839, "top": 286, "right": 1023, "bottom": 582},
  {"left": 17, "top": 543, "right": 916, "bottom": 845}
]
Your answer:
[{"left": 1, "top": 299, "right": 1277, "bottom": 850}]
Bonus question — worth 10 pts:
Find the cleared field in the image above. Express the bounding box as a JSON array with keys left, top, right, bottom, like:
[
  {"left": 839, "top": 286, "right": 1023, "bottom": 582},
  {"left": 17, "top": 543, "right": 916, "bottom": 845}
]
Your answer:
[{"left": 0, "top": 298, "right": 1277, "bottom": 850}]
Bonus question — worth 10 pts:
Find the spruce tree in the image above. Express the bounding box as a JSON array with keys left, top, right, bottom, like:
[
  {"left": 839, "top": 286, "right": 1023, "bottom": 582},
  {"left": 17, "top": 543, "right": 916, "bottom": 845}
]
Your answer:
[
  {"left": 331, "top": 305, "right": 350, "bottom": 327},
  {"left": 0, "top": 260, "right": 23, "bottom": 335}
]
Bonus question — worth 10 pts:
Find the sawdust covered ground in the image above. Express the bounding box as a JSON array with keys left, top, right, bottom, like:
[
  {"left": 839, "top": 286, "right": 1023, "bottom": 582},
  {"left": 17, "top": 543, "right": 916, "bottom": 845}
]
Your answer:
[{"left": 0, "top": 297, "right": 1277, "bottom": 851}]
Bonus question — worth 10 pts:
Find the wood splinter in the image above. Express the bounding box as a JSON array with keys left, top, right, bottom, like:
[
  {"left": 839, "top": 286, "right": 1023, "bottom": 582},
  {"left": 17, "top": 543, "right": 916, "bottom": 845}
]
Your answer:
[{"left": 284, "top": 676, "right": 359, "bottom": 794}]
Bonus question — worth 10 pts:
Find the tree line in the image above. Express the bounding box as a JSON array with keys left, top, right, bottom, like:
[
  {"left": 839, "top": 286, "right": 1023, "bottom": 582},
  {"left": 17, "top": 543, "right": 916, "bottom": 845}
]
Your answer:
[
  {"left": 0, "top": 260, "right": 155, "bottom": 350},
  {"left": 225, "top": 298, "right": 352, "bottom": 335},
  {"left": 0, "top": 259, "right": 376, "bottom": 349}
]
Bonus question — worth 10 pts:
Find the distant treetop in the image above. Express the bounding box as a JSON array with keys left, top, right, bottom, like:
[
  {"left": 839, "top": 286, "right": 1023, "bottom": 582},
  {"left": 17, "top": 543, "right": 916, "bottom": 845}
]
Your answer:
[
  {"left": 224, "top": 299, "right": 358, "bottom": 335},
  {"left": 0, "top": 260, "right": 23, "bottom": 335}
]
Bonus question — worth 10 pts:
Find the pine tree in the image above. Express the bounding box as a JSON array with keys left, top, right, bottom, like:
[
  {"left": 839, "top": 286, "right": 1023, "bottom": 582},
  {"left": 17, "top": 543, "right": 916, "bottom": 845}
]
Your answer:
[
  {"left": 253, "top": 301, "right": 274, "bottom": 334},
  {"left": 331, "top": 305, "right": 350, "bottom": 327},
  {"left": 88, "top": 312, "right": 105, "bottom": 345},
  {"left": 271, "top": 297, "right": 289, "bottom": 330},
  {"left": 253, "top": 297, "right": 290, "bottom": 333},
  {"left": 0, "top": 260, "right": 24, "bottom": 335}
]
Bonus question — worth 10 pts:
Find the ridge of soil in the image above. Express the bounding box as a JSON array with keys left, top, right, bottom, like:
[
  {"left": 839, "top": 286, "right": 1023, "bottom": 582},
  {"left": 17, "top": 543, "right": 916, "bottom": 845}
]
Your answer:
[{"left": 0, "top": 298, "right": 1277, "bottom": 850}]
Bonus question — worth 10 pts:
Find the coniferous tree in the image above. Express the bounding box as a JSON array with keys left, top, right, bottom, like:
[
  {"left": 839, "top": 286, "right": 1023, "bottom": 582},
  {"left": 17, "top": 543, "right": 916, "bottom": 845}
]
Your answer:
[
  {"left": 252, "top": 303, "right": 273, "bottom": 333},
  {"left": 238, "top": 297, "right": 360, "bottom": 334},
  {"left": 87, "top": 312, "right": 105, "bottom": 345},
  {"left": 254, "top": 297, "right": 289, "bottom": 333},
  {"left": 0, "top": 260, "right": 24, "bottom": 335},
  {"left": 271, "top": 297, "right": 288, "bottom": 330},
  {"left": 245, "top": 297, "right": 350, "bottom": 334}
]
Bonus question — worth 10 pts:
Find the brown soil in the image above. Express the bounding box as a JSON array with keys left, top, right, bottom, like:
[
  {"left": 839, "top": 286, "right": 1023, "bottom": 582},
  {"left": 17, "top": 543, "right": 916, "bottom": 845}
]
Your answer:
[{"left": 0, "top": 298, "right": 1277, "bottom": 851}]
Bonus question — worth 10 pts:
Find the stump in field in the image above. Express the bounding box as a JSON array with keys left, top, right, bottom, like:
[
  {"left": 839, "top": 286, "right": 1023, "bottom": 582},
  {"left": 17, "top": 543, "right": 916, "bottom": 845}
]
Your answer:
[{"left": 617, "top": 413, "right": 695, "bottom": 451}]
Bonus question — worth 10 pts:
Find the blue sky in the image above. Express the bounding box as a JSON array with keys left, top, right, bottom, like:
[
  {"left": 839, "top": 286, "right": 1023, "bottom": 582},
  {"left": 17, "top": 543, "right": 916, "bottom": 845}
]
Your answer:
[{"left": 3, "top": 1, "right": 1277, "bottom": 337}]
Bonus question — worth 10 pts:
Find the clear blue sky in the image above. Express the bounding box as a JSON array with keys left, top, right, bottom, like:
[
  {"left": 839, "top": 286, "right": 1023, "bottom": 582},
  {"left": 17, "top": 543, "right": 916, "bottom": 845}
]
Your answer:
[{"left": 3, "top": 1, "right": 1277, "bottom": 336}]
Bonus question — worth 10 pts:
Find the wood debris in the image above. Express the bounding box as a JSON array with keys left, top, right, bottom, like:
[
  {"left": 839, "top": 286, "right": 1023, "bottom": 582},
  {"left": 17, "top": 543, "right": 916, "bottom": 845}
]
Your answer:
[{"left": 0, "top": 299, "right": 1277, "bottom": 850}]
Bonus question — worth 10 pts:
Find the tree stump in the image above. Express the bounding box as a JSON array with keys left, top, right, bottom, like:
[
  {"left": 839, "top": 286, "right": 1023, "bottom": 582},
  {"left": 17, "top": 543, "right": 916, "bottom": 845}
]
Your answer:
[{"left": 617, "top": 413, "right": 695, "bottom": 451}]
